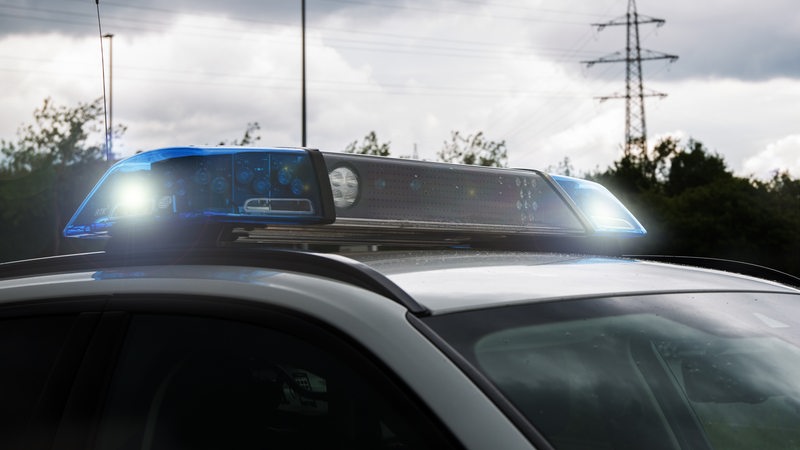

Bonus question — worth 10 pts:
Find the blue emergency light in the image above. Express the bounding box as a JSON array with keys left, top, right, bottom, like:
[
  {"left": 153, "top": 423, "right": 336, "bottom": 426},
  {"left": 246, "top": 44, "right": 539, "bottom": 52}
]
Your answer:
[
  {"left": 63, "top": 147, "right": 335, "bottom": 238},
  {"left": 550, "top": 174, "right": 646, "bottom": 237},
  {"left": 63, "top": 146, "right": 646, "bottom": 241}
]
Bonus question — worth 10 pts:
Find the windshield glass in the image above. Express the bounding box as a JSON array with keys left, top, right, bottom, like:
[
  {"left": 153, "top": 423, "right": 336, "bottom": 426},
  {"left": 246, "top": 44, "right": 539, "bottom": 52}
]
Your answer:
[{"left": 423, "top": 292, "right": 800, "bottom": 450}]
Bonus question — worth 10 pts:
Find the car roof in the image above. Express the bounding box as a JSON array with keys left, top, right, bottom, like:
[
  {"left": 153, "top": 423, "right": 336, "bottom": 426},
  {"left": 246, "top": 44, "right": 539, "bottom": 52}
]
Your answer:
[
  {"left": 5, "top": 248, "right": 796, "bottom": 318},
  {"left": 348, "top": 250, "right": 800, "bottom": 314}
]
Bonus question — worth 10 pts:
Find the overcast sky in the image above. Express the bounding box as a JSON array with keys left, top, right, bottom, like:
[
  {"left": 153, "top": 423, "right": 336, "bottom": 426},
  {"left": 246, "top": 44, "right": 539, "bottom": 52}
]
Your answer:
[{"left": 1, "top": 0, "right": 798, "bottom": 179}]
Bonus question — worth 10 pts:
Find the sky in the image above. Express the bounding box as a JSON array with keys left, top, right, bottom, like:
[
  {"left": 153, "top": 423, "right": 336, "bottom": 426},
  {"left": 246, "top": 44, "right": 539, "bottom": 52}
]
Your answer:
[{"left": 0, "top": 0, "right": 798, "bottom": 179}]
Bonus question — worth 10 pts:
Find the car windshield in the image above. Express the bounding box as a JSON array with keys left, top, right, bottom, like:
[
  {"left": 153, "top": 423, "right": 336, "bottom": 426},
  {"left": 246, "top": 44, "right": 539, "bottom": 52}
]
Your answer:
[{"left": 423, "top": 292, "right": 800, "bottom": 450}]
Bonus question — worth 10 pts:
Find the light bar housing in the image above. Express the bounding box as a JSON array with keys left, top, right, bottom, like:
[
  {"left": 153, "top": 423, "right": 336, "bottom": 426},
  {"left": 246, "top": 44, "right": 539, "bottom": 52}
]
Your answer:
[
  {"left": 64, "top": 147, "right": 646, "bottom": 246},
  {"left": 321, "top": 153, "right": 587, "bottom": 236},
  {"left": 64, "top": 147, "right": 334, "bottom": 239}
]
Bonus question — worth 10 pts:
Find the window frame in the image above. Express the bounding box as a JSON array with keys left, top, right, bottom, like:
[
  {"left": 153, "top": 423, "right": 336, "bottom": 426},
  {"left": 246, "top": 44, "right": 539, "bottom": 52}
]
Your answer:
[
  {"left": 58, "top": 293, "right": 465, "bottom": 450},
  {"left": 0, "top": 297, "right": 108, "bottom": 450}
]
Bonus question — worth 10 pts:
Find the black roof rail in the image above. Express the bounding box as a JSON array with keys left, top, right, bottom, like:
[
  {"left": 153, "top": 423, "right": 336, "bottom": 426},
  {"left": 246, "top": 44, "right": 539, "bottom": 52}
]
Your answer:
[
  {"left": 0, "top": 248, "right": 428, "bottom": 315},
  {"left": 631, "top": 255, "right": 800, "bottom": 288}
]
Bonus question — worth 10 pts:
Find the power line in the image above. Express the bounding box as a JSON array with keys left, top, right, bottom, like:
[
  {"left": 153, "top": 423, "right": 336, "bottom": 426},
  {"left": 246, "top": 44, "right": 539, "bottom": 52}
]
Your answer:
[
  {"left": 0, "top": 5, "right": 604, "bottom": 63},
  {"left": 316, "top": 0, "right": 605, "bottom": 25},
  {"left": 1, "top": 63, "right": 590, "bottom": 100},
  {"left": 489, "top": 0, "right": 624, "bottom": 144}
]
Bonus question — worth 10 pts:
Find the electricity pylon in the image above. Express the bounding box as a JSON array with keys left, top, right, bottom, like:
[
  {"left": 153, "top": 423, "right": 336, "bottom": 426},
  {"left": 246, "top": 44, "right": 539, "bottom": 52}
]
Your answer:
[{"left": 583, "top": 0, "right": 677, "bottom": 156}]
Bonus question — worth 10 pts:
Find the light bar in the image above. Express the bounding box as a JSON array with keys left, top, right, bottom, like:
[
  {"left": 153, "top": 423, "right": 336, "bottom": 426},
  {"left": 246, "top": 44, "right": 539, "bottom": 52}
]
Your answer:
[
  {"left": 321, "top": 153, "right": 587, "bottom": 235},
  {"left": 550, "top": 174, "right": 646, "bottom": 236},
  {"left": 64, "top": 147, "right": 646, "bottom": 244},
  {"left": 64, "top": 147, "right": 334, "bottom": 239}
]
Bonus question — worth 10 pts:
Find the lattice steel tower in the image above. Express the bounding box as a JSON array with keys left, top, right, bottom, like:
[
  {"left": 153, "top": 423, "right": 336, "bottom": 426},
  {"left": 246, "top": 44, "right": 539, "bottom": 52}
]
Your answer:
[{"left": 583, "top": 0, "right": 677, "bottom": 156}]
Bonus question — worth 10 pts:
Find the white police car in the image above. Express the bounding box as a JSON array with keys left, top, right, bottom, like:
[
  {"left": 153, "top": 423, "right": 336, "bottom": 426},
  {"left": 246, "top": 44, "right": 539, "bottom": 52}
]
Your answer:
[{"left": 2, "top": 147, "right": 800, "bottom": 450}]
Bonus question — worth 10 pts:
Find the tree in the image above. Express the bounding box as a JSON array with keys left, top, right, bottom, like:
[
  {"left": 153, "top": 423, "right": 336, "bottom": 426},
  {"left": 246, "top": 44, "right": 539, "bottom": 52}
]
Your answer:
[
  {"left": 437, "top": 131, "right": 507, "bottom": 167},
  {"left": 591, "top": 136, "right": 800, "bottom": 276},
  {"left": 591, "top": 137, "right": 678, "bottom": 197},
  {"left": 220, "top": 122, "right": 261, "bottom": 146},
  {"left": 1, "top": 97, "right": 108, "bottom": 171},
  {"left": 545, "top": 156, "right": 577, "bottom": 177},
  {"left": 665, "top": 140, "right": 731, "bottom": 196},
  {"left": 344, "top": 131, "right": 391, "bottom": 157},
  {"left": 0, "top": 97, "right": 114, "bottom": 261}
]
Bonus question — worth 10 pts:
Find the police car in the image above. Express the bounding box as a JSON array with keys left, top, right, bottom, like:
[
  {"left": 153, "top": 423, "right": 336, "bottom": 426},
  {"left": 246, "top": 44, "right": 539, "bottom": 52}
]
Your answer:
[{"left": 2, "top": 147, "right": 800, "bottom": 450}]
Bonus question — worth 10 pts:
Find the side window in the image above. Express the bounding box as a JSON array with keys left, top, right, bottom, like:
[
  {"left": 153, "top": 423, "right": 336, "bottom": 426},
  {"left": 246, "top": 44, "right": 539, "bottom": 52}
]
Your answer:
[
  {"left": 0, "top": 315, "right": 78, "bottom": 448},
  {"left": 96, "top": 314, "right": 458, "bottom": 450}
]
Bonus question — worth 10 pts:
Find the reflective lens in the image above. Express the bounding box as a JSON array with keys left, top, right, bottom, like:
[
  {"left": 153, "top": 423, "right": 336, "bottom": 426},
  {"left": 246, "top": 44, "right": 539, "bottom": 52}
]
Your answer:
[{"left": 329, "top": 166, "right": 360, "bottom": 208}]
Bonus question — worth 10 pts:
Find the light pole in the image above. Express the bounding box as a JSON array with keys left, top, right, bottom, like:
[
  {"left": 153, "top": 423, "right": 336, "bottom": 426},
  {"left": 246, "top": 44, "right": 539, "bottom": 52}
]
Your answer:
[
  {"left": 103, "top": 33, "right": 114, "bottom": 159},
  {"left": 301, "top": 0, "right": 307, "bottom": 147}
]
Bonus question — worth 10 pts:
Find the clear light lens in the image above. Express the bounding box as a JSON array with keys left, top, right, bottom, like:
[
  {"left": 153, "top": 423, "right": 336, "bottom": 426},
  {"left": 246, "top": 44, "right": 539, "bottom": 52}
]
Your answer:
[
  {"left": 329, "top": 166, "right": 359, "bottom": 208},
  {"left": 551, "top": 175, "right": 646, "bottom": 236},
  {"left": 112, "top": 179, "right": 154, "bottom": 218}
]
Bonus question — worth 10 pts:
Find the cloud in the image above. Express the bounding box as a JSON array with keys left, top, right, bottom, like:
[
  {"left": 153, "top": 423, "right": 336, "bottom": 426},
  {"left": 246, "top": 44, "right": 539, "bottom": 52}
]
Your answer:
[
  {"left": 0, "top": 0, "right": 310, "bottom": 37},
  {"left": 0, "top": 32, "right": 103, "bottom": 138},
  {"left": 742, "top": 135, "right": 800, "bottom": 179},
  {"left": 510, "top": 107, "right": 624, "bottom": 175},
  {"left": 644, "top": 77, "right": 800, "bottom": 176},
  {"left": 109, "top": 15, "right": 308, "bottom": 153},
  {"left": 1, "top": 0, "right": 799, "bottom": 181},
  {"left": 540, "top": 0, "right": 800, "bottom": 82},
  {"left": 655, "top": 0, "right": 800, "bottom": 81},
  {"left": 4, "top": 0, "right": 800, "bottom": 81}
]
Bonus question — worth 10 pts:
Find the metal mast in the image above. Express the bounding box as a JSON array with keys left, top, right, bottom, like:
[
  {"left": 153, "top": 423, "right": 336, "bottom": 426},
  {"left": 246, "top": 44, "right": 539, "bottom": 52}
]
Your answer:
[
  {"left": 103, "top": 33, "right": 114, "bottom": 160},
  {"left": 301, "top": 0, "right": 307, "bottom": 147},
  {"left": 583, "top": 0, "right": 677, "bottom": 156}
]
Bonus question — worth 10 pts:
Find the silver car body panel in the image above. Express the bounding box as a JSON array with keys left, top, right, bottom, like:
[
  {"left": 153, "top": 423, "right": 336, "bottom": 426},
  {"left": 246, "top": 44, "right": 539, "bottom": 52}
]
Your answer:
[
  {"left": 349, "top": 251, "right": 800, "bottom": 314},
  {"left": 0, "top": 264, "right": 535, "bottom": 450}
]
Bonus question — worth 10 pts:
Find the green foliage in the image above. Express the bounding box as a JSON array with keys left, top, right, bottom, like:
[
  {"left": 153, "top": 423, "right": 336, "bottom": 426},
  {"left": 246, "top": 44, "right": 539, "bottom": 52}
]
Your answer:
[
  {"left": 666, "top": 140, "right": 731, "bottom": 196},
  {"left": 220, "top": 122, "right": 261, "bottom": 146},
  {"left": 437, "top": 131, "right": 508, "bottom": 167},
  {"left": 1, "top": 97, "right": 106, "bottom": 171},
  {"left": 545, "top": 156, "right": 577, "bottom": 177},
  {"left": 593, "top": 137, "right": 800, "bottom": 277},
  {"left": 0, "top": 97, "right": 112, "bottom": 261},
  {"left": 344, "top": 131, "right": 391, "bottom": 157},
  {"left": 593, "top": 137, "right": 677, "bottom": 195}
]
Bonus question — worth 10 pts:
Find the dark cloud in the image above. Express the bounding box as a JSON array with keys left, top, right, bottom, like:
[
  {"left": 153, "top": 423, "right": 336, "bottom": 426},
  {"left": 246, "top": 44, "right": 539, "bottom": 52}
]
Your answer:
[
  {"left": 0, "top": 0, "right": 347, "bottom": 37},
  {"left": 1, "top": 0, "right": 798, "bottom": 177},
  {"left": 2, "top": 0, "right": 798, "bottom": 82},
  {"left": 662, "top": 21, "right": 800, "bottom": 81},
  {"left": 0, "top": 0, "right": 406, "bottom": 36},
  {"left": 572, "top": 1, "right": 800, "bottom": 82}
]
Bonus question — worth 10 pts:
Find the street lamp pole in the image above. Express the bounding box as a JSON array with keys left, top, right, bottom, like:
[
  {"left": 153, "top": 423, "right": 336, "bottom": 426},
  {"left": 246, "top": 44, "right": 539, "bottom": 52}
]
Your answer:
[
  {"left": 301, "top": 0, "right": 306, "bottom": 147},
  {"left": 103, "top": 33, "right": 114, "bottom": 159}
]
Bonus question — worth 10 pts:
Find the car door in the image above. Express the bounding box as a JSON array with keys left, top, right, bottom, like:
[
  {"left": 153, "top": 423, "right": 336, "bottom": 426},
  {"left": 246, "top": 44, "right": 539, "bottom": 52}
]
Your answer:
[
  {"left": 50, "top": 293, "right": 462, "bottom": 450},
  {"left": 0, "top": 297, "right": 108, "bottom": 450}
]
